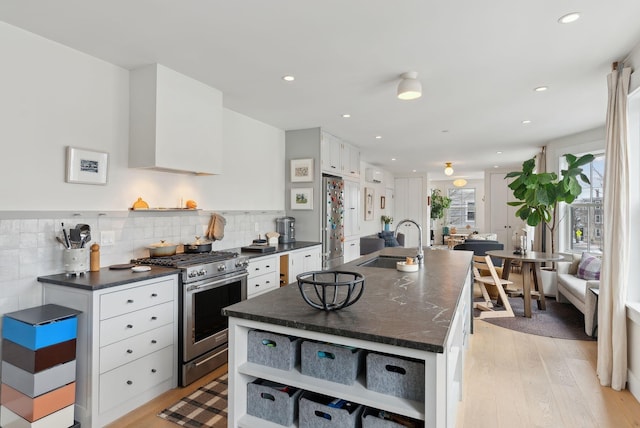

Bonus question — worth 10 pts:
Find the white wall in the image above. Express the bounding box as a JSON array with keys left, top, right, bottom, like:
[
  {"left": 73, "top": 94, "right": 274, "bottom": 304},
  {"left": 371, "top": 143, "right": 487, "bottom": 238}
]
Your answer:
[{"left": 0, "top": 22, "right": 285, "bottom": 212}]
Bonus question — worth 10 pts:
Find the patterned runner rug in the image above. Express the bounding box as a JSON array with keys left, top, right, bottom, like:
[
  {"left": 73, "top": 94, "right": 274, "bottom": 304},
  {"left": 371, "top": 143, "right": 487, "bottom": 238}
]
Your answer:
[{"left": 158, "top": 373, "right": 228, "bottom": 428}]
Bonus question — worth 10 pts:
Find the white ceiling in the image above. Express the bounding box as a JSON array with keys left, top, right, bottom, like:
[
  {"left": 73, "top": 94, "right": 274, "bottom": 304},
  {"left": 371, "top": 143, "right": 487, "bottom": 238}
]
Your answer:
[{"left": 2, "top": 1, "right": 640, "bottom": 180}]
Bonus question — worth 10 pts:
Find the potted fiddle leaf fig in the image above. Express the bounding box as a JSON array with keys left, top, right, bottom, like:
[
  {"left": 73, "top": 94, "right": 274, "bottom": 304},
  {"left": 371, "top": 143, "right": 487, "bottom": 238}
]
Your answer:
[
  {"left": 430, "top": 189, "right": 451, "bottom": 220},
  {"left": 506, "top": 153, "right": 594, "bottom": 254}
]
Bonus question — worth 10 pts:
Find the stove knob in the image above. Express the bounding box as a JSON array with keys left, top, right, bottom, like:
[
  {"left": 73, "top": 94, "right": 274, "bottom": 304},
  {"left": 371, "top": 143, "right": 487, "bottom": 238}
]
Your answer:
[
  {"left": 199, "top": 268, "right": 207, "bottom": 276},
  {"left": 188, "top": 271, "right": 197, "bottom": 278},
  {"left": 217, "top": 265, "right": 226, "bottom": 272}
]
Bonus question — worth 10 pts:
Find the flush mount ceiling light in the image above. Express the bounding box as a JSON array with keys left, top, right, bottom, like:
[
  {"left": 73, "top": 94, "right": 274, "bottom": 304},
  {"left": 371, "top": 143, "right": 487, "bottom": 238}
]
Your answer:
[
  {"left": 444, "top": 162, "right": 454, "bottom": 176},
  {"left": 558, "top": 12, "right": 580, "bottom": 24},
  {"left": 397, "top": 71, "right": 422, "bottom": 100},
  {"left": 453, "top": 179, "right": 467, "bottom": 187},
  {"left": 534, "top": 86, "right": 548, "bottom": 92},
  {"left": 282, "top": 75, "right": 295, "bottom": 82}
]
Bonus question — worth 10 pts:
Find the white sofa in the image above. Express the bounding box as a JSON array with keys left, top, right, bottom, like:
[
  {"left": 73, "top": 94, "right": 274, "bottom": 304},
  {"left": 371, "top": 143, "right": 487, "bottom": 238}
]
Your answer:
[{"left": 556, "top": 253, "right": 600, "bottom": 337}]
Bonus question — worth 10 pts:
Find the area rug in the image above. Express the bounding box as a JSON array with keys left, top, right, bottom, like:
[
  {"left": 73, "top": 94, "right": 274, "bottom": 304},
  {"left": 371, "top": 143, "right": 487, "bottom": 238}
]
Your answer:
[
  {"left": 476, "top": 297, "right": 596, "bottom": 341},
  {"left": 158, "top": 373, "right": 228, "bottom": 427}
]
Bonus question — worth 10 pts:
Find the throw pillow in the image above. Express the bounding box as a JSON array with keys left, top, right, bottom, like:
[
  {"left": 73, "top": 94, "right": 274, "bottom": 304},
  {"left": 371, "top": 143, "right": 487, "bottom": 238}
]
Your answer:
[
  {"left": 378, "top": 231, "right": 399, "bottom": 247},
  {"left": 576, "top": 252, "right": 601, "bottom": 280}
]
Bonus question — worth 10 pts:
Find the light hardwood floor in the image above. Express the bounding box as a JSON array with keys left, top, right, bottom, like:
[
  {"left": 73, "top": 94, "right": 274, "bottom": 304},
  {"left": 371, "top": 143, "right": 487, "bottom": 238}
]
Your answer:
[{"left": 109, "top": 274, "right": 640, "bottom": 428}]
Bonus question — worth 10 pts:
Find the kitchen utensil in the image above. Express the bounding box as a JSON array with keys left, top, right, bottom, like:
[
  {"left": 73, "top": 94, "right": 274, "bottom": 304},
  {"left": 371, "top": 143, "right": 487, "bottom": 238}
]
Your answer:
[
  {"left": 62, "top": 223, "right": 70, "bottom": 248},
  {"left": 76, "top": 224, "right": 91, "bottom": 248},
  {"left": 241, "top": 245, "right": 276, "bottom": 253},
  {"left": 56, "top": 236, "right": 68, "bottom": 248},
  {"left": 69, "top": 227, "right": 81, "bottom": 247},
  {"left": 148, "top": 240, "right": 178, "bottom": 257},
  {"left": 108, "top": 263, "right": 136, "bottom": 270},
  {"left": 297, "top": 270, "right": 365, "bottom": 311},
  {"left": 184, "top": 236, "right": 212, "bottom": 253}
]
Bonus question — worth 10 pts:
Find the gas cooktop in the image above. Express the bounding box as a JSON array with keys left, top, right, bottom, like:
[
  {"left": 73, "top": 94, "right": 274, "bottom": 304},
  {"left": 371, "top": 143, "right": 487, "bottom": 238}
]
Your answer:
[{"left": 132, "top": 251, "right": 240, "bottom": 268}]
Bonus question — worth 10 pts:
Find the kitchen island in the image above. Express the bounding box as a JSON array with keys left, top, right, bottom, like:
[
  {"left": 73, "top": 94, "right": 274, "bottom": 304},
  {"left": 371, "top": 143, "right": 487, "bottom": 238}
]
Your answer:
[{"left": 222, "top": 247, "right": 473, "bottom": 428}]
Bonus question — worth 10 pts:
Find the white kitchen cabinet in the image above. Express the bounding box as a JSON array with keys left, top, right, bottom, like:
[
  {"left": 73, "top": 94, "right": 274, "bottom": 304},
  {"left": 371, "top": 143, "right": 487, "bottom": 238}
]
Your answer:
[
  {"left": 395, "top": 177, "right": 425, "bottom": 248},
  {"left": 129, "top": 63, "right": 223, "bottom": 175},
  {"left": 320, "top": 131, "right": 360, "bottom": 178},
  {"left": 247, "top": 255, "right": 279, "bottom": 298},
  {"left": 344, "top": 179, "right": 360, "bottom": 239},
  {"left": 489, "top": 173, "right": 526, "bottom": 252},
  {"left": 288, "top": 245, "right": 322, "bottom": 281},
  {"left": 41, "top": 275, "right": 179, "bottom": 428},
  {"left": 343, "top": 237, "right": 360, "bottom": 263}
]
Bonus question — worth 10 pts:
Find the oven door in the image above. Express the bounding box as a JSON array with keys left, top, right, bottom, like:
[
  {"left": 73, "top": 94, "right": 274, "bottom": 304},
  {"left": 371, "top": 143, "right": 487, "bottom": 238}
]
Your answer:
[{"left": 183, "top": 272, "right": 247, "bottom": 362}]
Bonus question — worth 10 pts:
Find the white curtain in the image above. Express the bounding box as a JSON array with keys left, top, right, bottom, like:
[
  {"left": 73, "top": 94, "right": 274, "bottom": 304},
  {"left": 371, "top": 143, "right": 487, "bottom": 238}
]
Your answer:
[{"left": 597, "top": 65, "right": 631, "bottom": 390}]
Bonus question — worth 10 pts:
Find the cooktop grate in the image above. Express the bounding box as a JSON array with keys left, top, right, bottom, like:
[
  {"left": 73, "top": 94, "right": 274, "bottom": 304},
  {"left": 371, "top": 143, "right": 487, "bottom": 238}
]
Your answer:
[{"left": 132, "top": 251, "right": 240, "bottom": 268}]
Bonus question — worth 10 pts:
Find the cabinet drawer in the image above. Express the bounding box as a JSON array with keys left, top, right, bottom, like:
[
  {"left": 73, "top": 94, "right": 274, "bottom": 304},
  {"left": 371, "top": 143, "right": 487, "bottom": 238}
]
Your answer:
[
  {"left": 247, "top": 271, "right": 278, "bottom": 298},
  {"left": 100, "top": 301, "right": 173, "bottom": 347},
  {"left": 248, "top": 256, "right": 276, "bottom": 278},
  {"left": 100, "top": 278, "right": 175, "bottom": 320},
  {"left": 100, "top": 323, "right": 174, "bottom": 374},
  {"left": 99, "top": 345, "right": 173, "bottom": 413}
]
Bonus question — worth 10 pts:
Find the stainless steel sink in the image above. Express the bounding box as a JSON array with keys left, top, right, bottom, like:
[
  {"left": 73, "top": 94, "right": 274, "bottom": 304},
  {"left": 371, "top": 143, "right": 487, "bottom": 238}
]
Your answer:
[{"left": 357, "top": 256, "right": 406, "bottom": 269}]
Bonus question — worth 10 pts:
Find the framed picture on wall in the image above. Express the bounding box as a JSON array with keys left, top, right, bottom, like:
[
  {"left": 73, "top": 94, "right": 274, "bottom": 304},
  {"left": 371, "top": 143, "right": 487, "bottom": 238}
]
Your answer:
[
  {"left": 66, "top": 146, "right": 109, "bottom": 185},
  {"left": 290, "top": 158, "right": 314, "bottom": 182},
  {"left": 364, "top": 187, "right": 374, "bottom": 220},
  {"left": 380, "top": 196, "right": 386, "bottom": 209},
  {"left": 291, "top": 188, "right": 313, "bottom": 210}
]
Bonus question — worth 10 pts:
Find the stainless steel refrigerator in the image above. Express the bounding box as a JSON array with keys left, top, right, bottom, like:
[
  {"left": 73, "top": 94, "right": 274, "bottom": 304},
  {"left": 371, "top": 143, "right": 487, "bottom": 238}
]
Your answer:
[{"left": 322, "top": 175, "right": 344, "bottom": 269}]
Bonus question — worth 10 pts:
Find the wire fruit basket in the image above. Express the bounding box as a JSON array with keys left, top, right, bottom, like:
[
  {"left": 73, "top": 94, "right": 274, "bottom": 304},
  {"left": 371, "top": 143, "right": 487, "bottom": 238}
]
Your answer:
[{"left": 297, "top": 271, "right": 365, "bottom": 311}]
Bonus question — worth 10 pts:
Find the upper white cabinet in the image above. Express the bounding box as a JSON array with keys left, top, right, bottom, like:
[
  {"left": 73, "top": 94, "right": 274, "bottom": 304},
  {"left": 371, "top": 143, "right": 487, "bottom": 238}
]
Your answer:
[
  {"left": 129, "top": 64, "right": 223, "bottom": 175},
  {"left": 320, "top": 131, "right": 360, "bottom": 178},
  {"left": 344, "top": 179, "right": 360, "bottom": 238}
]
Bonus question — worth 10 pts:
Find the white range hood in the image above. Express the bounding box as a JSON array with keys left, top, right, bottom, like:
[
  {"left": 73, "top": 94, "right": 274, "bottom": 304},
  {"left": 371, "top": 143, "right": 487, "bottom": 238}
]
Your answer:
[{"left": 129, "top": 64, "right": 223, "bottom": 175}]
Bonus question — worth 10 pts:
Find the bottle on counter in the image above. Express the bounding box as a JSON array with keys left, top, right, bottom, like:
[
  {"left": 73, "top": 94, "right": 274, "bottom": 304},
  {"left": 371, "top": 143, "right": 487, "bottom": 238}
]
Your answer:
[{"left": 90, "top": 243, "right": 100, "bottom": 272}]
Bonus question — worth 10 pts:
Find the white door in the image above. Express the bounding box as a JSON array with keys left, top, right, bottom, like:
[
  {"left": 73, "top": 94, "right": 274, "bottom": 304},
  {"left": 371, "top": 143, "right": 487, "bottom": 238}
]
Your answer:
[
  {"left": 394, "top": 177, "right": 423, "bottom": 248},
  {"left": 490, "top": 173, "right": 525, "bottom": 252}
]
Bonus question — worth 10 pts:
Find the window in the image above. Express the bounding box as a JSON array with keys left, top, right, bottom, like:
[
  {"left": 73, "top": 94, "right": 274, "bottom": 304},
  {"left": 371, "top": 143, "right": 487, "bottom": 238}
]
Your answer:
[
  {"left": 568, "top": 153, "right": 604, "bottom": 254},
  {"left": 447, "top": 188, "right": 476, "bottom": 228}
]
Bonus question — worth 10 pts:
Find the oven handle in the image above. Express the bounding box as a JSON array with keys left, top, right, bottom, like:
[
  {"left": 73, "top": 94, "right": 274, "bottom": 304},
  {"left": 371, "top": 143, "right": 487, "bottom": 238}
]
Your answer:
[
  {"left": 194, "top": 348, "right": 227, "bottom": 367},
  {"left": 187, "top": 272, "right": 248, "bottom": 292}
]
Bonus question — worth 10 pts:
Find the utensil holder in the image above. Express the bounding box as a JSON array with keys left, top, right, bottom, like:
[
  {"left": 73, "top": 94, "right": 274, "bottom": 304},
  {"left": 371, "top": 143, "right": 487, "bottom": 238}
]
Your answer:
[{"left": 63, "top": 249, "right": 88, "bottom": 275}]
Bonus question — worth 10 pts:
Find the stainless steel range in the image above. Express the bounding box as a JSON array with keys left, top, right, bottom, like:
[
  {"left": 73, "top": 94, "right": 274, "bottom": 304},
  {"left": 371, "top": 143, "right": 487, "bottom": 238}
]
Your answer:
[{"left": 133, "top": 251, "right": 249, "bottom": 386}]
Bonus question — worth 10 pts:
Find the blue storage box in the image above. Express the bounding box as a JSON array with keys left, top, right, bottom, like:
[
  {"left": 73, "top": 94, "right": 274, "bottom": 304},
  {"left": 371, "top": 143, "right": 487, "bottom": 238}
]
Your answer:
[{"left": 2, "top": 305, "right": 80, "bottom": 351}]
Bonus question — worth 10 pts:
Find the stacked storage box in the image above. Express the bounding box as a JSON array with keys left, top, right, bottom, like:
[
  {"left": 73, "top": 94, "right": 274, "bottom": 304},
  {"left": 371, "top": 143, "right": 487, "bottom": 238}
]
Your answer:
[
  {"left": 366, "top": 352, "right": 425, "bottom": 402},
  {"left": 301, "top": 341, "right": 364, "bottom": 385},
  {"left": 1, "top": 304, "right": 81, "bottom": 428},
  {"left": 298, "top": 391, "right": 362, "bottom": 427}
]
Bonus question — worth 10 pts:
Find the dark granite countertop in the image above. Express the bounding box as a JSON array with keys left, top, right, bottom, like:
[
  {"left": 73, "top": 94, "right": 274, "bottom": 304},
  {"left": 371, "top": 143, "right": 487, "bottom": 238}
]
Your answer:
[
  {"left": 236, "top": 241, "right": 321, "bottom": 259},
  {"left": 37, "top": 266, "right": 180, "bottom": 291},
  {"left": 223, "top": 247, "right": 473, "bottom": 353}
]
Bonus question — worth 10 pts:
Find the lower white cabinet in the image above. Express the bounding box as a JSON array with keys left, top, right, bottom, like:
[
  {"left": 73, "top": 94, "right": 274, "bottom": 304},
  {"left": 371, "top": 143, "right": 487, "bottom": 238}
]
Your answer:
[
  {"left": 41, "top": 274, "right": 179, "bottom": 428},
  {"left": 343, "top": 237, "right": 360, "bottom": 263},
  {"left": 288, "top": 246, "right": 322, "bottom": 281},
  {"left": 247, "top": 255, "right": 279, "bottom": 298}
]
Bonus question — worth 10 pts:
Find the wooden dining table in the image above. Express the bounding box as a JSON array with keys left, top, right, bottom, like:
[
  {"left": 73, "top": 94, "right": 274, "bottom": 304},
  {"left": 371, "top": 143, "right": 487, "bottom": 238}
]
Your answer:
[{"left": 485, "top": 250, "right": 565, "bottom": 317}]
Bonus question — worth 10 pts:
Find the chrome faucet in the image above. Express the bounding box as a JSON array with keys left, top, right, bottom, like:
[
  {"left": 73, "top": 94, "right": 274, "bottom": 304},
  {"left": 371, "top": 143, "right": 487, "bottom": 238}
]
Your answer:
[{"left": 394, "top": 219, "right": 424, "bottom": 266}]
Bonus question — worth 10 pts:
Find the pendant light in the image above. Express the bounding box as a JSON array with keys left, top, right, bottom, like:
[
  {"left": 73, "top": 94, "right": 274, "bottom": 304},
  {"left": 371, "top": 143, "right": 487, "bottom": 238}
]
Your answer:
[
  {"left": 444, "top": 162, "right": 454, "bottom": 176},
  {"left": 453, "top": 178, "right": 467, "bottom": 187},
  {"left": 397, "top": 72, "right": 422, "bottom": 100}
]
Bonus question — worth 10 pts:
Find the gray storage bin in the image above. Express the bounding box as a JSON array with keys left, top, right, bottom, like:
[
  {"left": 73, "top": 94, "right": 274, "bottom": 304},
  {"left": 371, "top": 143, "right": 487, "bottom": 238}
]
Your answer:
[
  {"left": 299, "top": 391, "right": 362, "bottom": 428},
  {"left": 301, "top": 340, "right": 364, "bottom": 385},
  {"left": 366, "top": 352, "right": 425, "bottom": 401},
  {"left": 248, "top": 330, "right": 301, "bottom": 371},
  {"left": 361, "top": 407, "right": 424, "bottom": 428},
  {"left": 247, "top": 379, "right": 302, "bottom": 426}
]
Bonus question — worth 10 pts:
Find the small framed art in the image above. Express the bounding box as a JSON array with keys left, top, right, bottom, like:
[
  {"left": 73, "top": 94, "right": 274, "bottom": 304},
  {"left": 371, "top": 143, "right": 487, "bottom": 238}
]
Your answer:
[
  {"left": 66, "top": 146, "right": 109, "bottom": 185},
  {"left": 290, "top": 158, "right": 314, "bottom": 182},
  {"left": 291, "top": 188, "right": 313, "bottom": 210}
]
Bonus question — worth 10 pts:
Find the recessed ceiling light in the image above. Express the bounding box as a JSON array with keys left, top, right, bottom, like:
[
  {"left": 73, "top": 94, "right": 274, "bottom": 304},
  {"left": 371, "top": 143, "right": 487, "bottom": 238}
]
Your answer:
[
  {"left": 534, "top": 86, "right": 548, "bottom": 92},
  {"left": 494, "top": 165, "right": 499, "bottom": 168},
  {"left": 282, "top": 75, "right": 295, "bottom": 82},
  {"left": 342, "top": 114, "right": 351, "bottom": 118},
  {"left": 375, "top": 135, "right": 382, "bottom": 139},
  {"left": 391, "top": 158, "right": 396, "bottom": 161},
  {"left": 412, "top": 170, "right": 417, "bottom": 173},
  {"left": 496, "top": 151, "right": 503, "bottom": 154},
  {"left": 558, "top": 12, "right": 580, "bottom": 24},
  {"left": 522, "top": 120, "right": 531, "bottom": 125}
]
